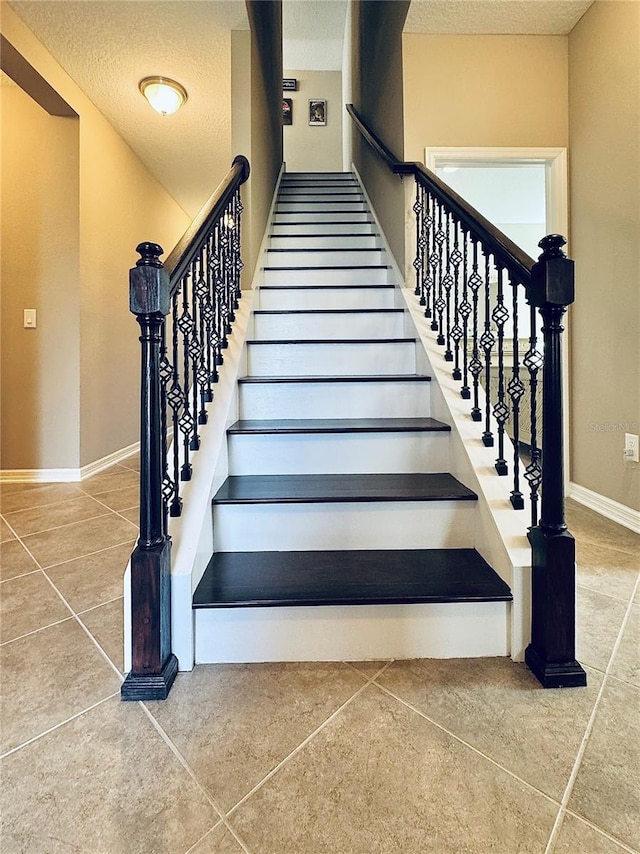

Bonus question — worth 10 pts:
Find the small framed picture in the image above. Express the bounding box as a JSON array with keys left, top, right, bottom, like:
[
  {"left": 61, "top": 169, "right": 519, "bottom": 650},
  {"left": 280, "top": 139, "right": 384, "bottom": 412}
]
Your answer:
[
  {"left": 309, "top": 99, "right": 326, "bottom": 126},
  {"left": 282, "top": 98, "right": 293, "bottom": 125}
]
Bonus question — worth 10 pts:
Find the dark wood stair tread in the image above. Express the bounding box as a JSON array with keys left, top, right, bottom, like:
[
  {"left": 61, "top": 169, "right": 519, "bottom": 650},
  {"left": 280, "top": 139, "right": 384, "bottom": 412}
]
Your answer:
[
  {"left": 227, "top": 417, "right": 450, "bottom": 435},
  {"left": 193, "top": 549, "right": 511, "bottom": 608},
  {"left": 247, "top": 337, "right": 416, "bottom": 345},
  {"left": 212, "top": 473, "right": 476, "bottom": 504},
  {"left": 253, "top": 308, "right": 404, "bottom": 315}
]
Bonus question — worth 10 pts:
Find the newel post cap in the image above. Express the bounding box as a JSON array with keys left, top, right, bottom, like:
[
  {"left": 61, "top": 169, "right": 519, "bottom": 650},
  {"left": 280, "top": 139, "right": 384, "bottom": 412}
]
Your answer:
[
  {"left": 528, "top": 234, "right": 575, "bottom": 309},
  {"left": 130, "top": 242, "right": 171, "bottom": 316}
]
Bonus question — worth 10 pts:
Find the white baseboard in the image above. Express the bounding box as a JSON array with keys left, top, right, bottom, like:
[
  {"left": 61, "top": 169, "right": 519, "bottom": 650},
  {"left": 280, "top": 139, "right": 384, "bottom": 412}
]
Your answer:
[
  {"left": 568, "top": 482, "right": 640, "bottom": 534},
  {"left": 0, "top": 441, "right": 139, "bottom": 484}
]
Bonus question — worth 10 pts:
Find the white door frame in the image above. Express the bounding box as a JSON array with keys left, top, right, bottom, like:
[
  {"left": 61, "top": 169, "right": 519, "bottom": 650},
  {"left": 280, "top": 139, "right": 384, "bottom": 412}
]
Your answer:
[{"left": 424, "top": 146, "right": 571, "bottom": 493}]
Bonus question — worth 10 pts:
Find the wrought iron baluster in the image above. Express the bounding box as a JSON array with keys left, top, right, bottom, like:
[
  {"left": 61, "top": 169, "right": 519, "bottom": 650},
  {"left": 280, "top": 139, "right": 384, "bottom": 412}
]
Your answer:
[
  {"left": 524, "top": 303, "right": 543, "bottom": 525},
  {"left": 412, "top": 179, "right": 424, "bottom": 301},
  {"left": 434, "top": 202, "right": 446, "bottom": 344},
  {"left": 492, "top": 264, "right": 510, "bottom": 474},
  {"left": 468, "top": 238, "right": 483, "bottom": 421},
  {"left": 450, "top": 219, "right": 463, "bottom": 380},
  {"left": 442, "top": 212, "right": 454, "bottom": 361},
  {"left": 508, "top": 272, "right": 525, "bottom": 509},
  {"left": 166, "top": 291, "right": 185, "bottom": 508},
  {"left": 177, "top": 274, "right": 195, "bottom": 475},
  {"left": 423, "top": 191, "right": 434, "bottom": 319},
  {"left": 459, "top": 227, "right": 471, "bottom": 399},
  {"left": 194, "top": 251, "right": 211, "bottom": 423},
  {"left": 233, "top": 188, "right": 244, "bottom": 308},
  {"left": 480, "top": 251, "right": 495, "bottom": 446}
]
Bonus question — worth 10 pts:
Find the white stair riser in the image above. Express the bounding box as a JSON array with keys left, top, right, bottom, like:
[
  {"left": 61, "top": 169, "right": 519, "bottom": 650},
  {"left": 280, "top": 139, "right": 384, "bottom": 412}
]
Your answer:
[
  {"left": 277, "top": 194, "right": 364, "bottom": 204},
  {"left": 228, "top": 432, "right": 450, "bottom": 475},
  {"left": 269, "top": 235, "right": 380, "bottom": 249},
  {"left": 273, "top": 212, "right": 372, "bottom": 224},
  {"left": 263, "top": 267, "right": 390, "bottom": 285},
  {"left": 257, "top": 287, "right": 396, "bottom": 310},
  {"left": 239, "top": 380, "right": 432, "bottom": 419},
  {"left": 213, "top": 500, "right": 475, "bottom": 551},
  {"left": 246, "top": 341, "right": 417, "bottom": 377},
  {"left": 253, "top": 311, "right": 405, "bottom": 339},
  {"left": 271, "top": 222, "right": 376, "bottom": 236},
  {"left": 276, "top": 202, "right": 367, "bottom": 214},
  {"left": 265, "top": 249, "right": 384, "bottom": 267},
  {"left": 195, "top": 602, "right": 510, "bottom": 663}
]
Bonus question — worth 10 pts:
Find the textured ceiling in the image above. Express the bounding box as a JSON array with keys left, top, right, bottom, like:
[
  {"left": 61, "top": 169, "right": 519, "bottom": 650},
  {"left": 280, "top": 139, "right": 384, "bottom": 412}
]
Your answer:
[
  {"left": 8, "top": 0, "right": 249, "bottom": 216},
  {"left": 7, "top": 0, "right": 593, "bottom": 218},
  {"left": 283, "top": 0, "right": 348, "bottom": 71},
  {"left": 404, "top": 0, "right": 594, "bottom": 34}
]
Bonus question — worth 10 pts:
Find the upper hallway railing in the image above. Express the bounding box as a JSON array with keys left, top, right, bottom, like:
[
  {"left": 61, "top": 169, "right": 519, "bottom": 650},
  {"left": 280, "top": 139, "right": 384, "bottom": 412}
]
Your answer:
[
  {"left": 121, "top": 156, "right": 250, "bottom": 701},
  {"left": 347, "top": 104, "right": 586, "bottom": 690}
]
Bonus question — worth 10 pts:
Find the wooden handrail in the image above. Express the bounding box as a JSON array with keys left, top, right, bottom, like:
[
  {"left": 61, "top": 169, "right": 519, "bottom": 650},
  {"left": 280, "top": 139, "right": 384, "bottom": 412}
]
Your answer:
[{"left": 346, "top": 104, "right": 534, "bottom": 282}]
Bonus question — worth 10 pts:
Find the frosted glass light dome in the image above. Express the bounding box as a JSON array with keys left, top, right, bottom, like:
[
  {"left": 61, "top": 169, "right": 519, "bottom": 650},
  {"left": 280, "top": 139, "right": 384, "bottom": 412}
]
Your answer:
[{"left": 139, "top": 77, "right": 187, "bottom": 116}]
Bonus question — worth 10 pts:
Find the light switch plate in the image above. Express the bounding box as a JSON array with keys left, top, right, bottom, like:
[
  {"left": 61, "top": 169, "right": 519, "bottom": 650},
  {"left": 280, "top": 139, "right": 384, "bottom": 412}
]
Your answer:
[{"left": 24, "top": 309, "right": 37, "bottom": 328}]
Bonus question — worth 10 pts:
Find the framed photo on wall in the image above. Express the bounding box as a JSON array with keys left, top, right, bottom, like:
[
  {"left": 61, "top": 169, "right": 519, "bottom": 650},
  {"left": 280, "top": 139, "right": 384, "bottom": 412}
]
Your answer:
[
  {"left": 309, "top": 99, "right": 326, "bottom": 126},
  {"left": 282, "top": 98, "right": 293, "bottom": 125}
]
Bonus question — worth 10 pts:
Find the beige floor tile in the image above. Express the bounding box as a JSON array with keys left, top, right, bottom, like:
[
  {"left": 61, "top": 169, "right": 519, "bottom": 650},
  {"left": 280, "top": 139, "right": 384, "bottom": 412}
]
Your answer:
[
  {"left": 81, "top": 598, "right": 125, "bottom": 672},
  {"left": 610, "top": 604, "right": 640, "bottom": 687},
  {"left": 576, "top": 540, "right": 640, "bottom": 602},
  {"left": 567, "top": 500, "right": 640, "bottom": 555},
  {"left": 229, "top": 684, "right": 558, "bottom": 853},
  {"left": 189, "top": 823, "right": 247, "bottom": 853},
  {"left": 3, "top": 495, "right": 109, "bottom": 537},
  {"left": 90, "top": 484, "right": 140, "bottom": 512},
  {"left": 0, "top": 572, "right": 70, "bottom": 643},
  {"left": 119, "top": 506, "right": 140, "bottom": 525},
  {"left": 0, "top": 483, "right": 85, "bottom": 515},
  {"left": 346, "top": 660, "right": 392, "bottom": 678},
  {"left": 21, "top": 513, "right": 137, "bottom": 569},
  {"left": 376, "top": 657, "right": 601, "bottom": 801},
  {"left": 79, "top": 466, "right": 140, "bottom": 497},
  {"left": 46, "top": 541, "right": 133, "bottom": 613},
  {"left": 0, "top": 538, "right": 39, "bottom": 581},
  {"left": 0, "top": 619, "right": 122, "bottom": 754},
  {"left": 554, "top": 812, "right": 633, "bottom": 853},
  {"left": 569, "top": 678, "right": 640, "bottom": 849},
  {"left": 577, "top": 587, "right": 629, "bottom": 672},
  {"left": 121, "top": 453, "right": 140, "bottom": 472},
  {"left": 0, "top": 697, "right": 220, "bottom": 854},
  {"left": 0, "top": 516, "right": 15, "bottom": 543},
  {"left": 147, "top": 661, "right": 368, "bottom": 811}
]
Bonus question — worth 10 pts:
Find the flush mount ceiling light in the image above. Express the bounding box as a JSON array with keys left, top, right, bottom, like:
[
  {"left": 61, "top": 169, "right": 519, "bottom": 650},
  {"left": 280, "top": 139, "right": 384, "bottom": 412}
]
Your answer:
[{"left": 139, "top": 76, "right": 187, "bottom": 116}]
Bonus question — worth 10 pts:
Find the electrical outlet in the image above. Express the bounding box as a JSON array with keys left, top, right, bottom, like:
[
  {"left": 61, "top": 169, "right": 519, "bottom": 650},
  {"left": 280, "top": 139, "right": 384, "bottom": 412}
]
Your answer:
[{"left": 624, "top": 433, "right": 639, "bottom": 463}]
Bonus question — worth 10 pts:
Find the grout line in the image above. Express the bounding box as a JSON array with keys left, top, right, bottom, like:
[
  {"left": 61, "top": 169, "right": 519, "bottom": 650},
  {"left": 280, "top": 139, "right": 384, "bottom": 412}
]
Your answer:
[
  {"left": 544, "top": 572, "right": 640, "bottom": 853},
  {"left": 0, "top": 614, "right": 75, "bottom": 647},
  {"left": 224, "top": 669, "right": 390, "bottom": 821},
  {"left": 76, "top": 595, "right": 124, "bottom": 616},
  {"left": 577, "top": 578, "right": 640, "bottom": 605},
  {"left": 87, "top": 493, "right": 140, "bottom": 526},
  {"left": 27, "top": 537, "right": 136, "bottom": 573},
  {"left": 373, "top": 681, "right": 561, "bottom": 808},
  {"left": 17, "top": 511, "right": 114, "bottom": 541},
  {"left": 40, "top": 567, "right": 124, "bottom": 681},
  {"left": 138, "top": 701, "right": 227, "bottom": 821},
  {"left": 183, "top": 821, "right": 226, "bottom": 854},
  {"left": 0, "top": 691, "right": 120, "bottom": 760},
  {"left": 0, "top": 567, "right": 41, "bottom": 585},
  {"left": 562, "top": 809, "right": 640, "bottom": 854}
]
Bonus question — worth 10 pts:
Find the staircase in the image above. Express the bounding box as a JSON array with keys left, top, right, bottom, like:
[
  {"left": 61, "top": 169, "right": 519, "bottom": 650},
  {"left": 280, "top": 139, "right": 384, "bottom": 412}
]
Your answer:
[{"left": 192, "top": 172, "right": 512, "bottom": 664}]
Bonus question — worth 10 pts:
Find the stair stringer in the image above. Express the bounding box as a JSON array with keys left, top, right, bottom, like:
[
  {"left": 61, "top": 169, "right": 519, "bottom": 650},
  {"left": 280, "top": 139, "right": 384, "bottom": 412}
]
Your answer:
[{"left": 400, "top": 289, "right": 532, "bottom": 661}]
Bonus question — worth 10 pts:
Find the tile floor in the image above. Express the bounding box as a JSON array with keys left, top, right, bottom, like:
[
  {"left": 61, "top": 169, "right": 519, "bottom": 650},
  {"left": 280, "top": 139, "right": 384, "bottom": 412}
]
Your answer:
[{"left": 0, "top": 457, "right": 638, "bottom": 853}]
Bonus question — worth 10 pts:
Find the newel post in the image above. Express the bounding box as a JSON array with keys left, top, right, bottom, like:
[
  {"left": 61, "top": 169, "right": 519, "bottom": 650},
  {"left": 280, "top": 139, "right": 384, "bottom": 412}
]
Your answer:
[
  {"left": 524, "top": 235, "right": 587, "bottom": 689},
  {"left": 121, "top": 242, "right": 179, "bottom": 701}
]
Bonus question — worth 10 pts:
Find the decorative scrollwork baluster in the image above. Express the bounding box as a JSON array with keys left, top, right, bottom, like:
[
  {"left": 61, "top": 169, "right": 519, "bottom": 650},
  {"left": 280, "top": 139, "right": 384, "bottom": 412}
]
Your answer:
[
  {"left": 434, "top": 202, "right": 446, "bottom": 343},
  {"left": 459, "top": 227, "right": 472, "bottom": 399},
  {"left": 412, "top": 179, "right": 424, "bottom": 300},
  {"left": 524, "top": 304, "right": 543, "bottom": 525},
  {"left": 508, "top": 271, "right": 525, "bottom": 509},
  {"left": 423, "top": 192, "right": 434, "bottom": 319},
  {"left": 468, "top": 237, "right": 483, "bottom": 421},
  {"left": 492, "top": 264, "right": 510, "bottom": 474},
  {"left": 234, "top": 188, "right": 244, "bottom": 308},
  {"left": 450, "top": 219, "right": 463, "bottom": 380},
  {"left": 480, "top": 251, "right": 495, "bottom": 446},
  {"left": 442, "top": 212, "right": 454, "bottom": 361}
]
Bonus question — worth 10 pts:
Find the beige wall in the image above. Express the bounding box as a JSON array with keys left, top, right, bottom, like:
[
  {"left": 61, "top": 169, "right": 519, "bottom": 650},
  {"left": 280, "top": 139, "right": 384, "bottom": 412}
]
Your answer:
[
  {"left": 1, "top": 84, "right": 80, "bottom": 469},
  {"left": 351, "top": 0, "right": 410, "bottom": 270},
  {"left": 244, "top": 0, "right": 283, "bottom": 282},
  {"left": 403, "top": 34, "right": 569, "bottom": 160},
  {"left": 283, "top": 70, "right": 343, "bottom": 173},
  {"left": 1, "top": 4, "right": 190, "bottom": 471},
  {"left": 569, "top": 0, "right": 640, "bottom": 511}
]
